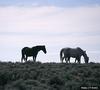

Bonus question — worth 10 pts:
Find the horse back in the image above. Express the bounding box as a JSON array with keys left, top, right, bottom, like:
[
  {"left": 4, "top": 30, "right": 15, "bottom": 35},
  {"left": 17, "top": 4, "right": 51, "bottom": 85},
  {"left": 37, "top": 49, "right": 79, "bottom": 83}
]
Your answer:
[{"left": 64, "top": 47, "right": 83, "bottom": 57}]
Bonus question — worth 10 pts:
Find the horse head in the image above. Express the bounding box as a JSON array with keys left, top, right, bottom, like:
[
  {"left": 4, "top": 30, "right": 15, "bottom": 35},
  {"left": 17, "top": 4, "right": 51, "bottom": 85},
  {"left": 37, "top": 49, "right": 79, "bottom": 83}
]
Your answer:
[
  {"left": 83, "top": 51, "right": 89, "bottom": 63},
  {"left": 42, "top": 45, "right": 47, "bottom": 54}
]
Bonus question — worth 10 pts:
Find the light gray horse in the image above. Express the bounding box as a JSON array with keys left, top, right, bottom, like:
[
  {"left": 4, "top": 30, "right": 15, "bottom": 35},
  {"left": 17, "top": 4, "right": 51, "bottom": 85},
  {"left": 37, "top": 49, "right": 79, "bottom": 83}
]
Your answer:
[{"left": 60, "top": 47, "right": 89, "bottom": 63}]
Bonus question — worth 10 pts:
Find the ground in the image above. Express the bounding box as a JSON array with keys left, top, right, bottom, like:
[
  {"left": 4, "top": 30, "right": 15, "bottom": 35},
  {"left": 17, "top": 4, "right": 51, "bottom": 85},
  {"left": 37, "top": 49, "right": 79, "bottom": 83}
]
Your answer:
[{"left": 0, "top": 61, "right": 100, "bottom": 90}]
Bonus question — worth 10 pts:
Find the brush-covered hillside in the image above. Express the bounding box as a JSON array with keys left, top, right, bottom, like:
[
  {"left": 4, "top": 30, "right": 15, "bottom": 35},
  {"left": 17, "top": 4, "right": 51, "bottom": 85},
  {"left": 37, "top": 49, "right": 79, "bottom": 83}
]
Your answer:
[{"left": 0, "top": 61, "right": 100, "bottom": 90}]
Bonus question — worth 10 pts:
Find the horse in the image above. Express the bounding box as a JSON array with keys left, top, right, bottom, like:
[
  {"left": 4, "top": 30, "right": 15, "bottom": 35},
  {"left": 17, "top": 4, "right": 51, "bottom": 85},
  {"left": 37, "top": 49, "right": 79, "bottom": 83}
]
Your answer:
[
  {"left": 60, "top": 47, "right": 89, "bottom": 63},
  {"left": 21, "top": 45, "right": 47, "bottom": 62}
]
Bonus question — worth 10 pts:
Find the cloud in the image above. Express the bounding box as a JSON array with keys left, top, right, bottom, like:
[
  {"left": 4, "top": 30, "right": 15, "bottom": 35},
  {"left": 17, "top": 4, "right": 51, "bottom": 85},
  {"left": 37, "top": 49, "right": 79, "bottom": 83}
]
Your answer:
[
  {"left": 0, "top": 6, "right": 62, "bottom": 32},
  {"left": 0, "top": 5, "right": 100, "bottom": 47},
  {"left": 0, "top": 5, "right": 100, "bottom": 33},
  {"left": 0, "top": 5, "right": 100, "bottom": 39}
]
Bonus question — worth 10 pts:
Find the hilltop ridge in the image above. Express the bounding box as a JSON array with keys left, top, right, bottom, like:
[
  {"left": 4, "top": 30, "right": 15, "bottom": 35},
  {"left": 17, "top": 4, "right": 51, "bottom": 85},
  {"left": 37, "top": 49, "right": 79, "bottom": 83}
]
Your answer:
[{"left": 0, "top": 61, "right": 100, "bottom": 90}]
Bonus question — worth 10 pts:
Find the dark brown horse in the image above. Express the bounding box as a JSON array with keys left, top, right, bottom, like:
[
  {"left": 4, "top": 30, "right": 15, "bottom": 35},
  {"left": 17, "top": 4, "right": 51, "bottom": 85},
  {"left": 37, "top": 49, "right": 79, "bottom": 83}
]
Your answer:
[
  {"left": 60, "top": 47, "right": 89, "bottom": 63},
  {"left": 21, "top": 45, "right": 47, "bottom": 62}
]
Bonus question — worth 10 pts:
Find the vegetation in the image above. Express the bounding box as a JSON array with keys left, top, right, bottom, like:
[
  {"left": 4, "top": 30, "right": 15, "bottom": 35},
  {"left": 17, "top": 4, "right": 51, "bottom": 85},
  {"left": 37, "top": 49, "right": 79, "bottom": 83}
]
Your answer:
[{"left": 0, "top": 61, "right": 100, "bottom": 90}]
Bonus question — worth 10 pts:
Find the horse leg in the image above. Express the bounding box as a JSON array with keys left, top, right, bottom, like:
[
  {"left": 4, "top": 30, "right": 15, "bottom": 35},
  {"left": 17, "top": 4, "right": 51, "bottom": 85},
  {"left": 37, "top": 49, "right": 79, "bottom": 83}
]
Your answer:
[
  {"left": 21, "top": 55, "right": 26, "bottom": 62},
  {"left": 61, "top": 57, "right": 64, "bottom": 63},
  {"left": 61, "top": 60, "right": 63, "bottom": 63},
  {"left": 34, "top": 55, "right": 37, "bottom": 62},
  {"left": 33, "top": 54, "right": 37, "bottom": 62},
  {"left": 65, "top": 58, "right": 68, "bottom": 63},
  {"left": 79, "top": 59, "right": 81, "bottom": 64},
  {"left": 78, "top": 60, "right": 80, "bottom": 64},
  {"left": 21, "top": 53, "right": 25, "bottom": 62},
  {"left": 77, "top": 57, "right": 81, "bottom": 64},
  {"left": 75, "top": 58, "right": 77, "bottom": 63},
  {"left": 34, "top": 57, "right": 36, "bottom": 62},
  {"left": 21, "top": 56, "right": 23, "bottom": 62},
  {"left": 25, "top": 56, "right": 28, "bottom": 62},
  {"left": 68, "top": 57, "right": 70, "bottom": 63},
  {"left": 33, "top": 56, "right": 36, "bottom": 62}
]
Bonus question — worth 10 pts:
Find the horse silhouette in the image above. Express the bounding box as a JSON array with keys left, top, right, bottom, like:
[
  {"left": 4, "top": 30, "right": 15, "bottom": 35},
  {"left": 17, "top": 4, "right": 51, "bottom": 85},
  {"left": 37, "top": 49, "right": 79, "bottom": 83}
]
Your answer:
[
  {"left": 60, "top": 47, "right": 89, "bottom": 63},
  {"left": 21, "top": 45, "right": 47, "bottom": 62}
]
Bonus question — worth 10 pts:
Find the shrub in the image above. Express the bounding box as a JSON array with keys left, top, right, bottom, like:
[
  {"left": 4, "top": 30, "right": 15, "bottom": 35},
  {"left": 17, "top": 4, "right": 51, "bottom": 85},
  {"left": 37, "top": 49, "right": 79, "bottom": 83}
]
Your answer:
[
  {"left": 48, "top": 76, "right": 65, "bottom": 90},
  {"left": 0, "top": 62, "right": 100, "bottom": 90}
]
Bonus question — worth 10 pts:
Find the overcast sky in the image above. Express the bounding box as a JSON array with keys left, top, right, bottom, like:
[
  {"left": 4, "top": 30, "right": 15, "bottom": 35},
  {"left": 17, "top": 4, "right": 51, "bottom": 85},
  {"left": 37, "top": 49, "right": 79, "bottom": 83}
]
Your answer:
[{"left": 0, "top": 0, "right": 100, "bottom": 63}]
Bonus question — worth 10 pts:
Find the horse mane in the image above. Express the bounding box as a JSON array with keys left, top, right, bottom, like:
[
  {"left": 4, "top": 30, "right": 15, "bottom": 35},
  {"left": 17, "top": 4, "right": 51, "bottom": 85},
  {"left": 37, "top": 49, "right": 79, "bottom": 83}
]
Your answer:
[
  {"left": 76, "top": 47, "right": 84, "bottom": 52},
  {"left": 76, "top": 47, "right": 82, "bottom": 50}
]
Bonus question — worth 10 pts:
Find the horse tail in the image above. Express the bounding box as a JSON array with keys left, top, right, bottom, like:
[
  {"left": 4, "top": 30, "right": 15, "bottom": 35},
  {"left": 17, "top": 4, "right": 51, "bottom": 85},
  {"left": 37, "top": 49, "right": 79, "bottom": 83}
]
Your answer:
[
  {"left": 60, "top": 49, "right": 64, "bottom": 63},
  {"left": 21, "top": 49, "right": 25, "bottom": 62}
]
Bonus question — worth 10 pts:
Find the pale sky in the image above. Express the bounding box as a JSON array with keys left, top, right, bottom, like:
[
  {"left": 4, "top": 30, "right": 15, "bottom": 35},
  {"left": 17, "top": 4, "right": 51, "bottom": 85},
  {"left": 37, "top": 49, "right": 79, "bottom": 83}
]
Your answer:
[{"left": 0, "top": 0, "right": 100, "bottom": 63}]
